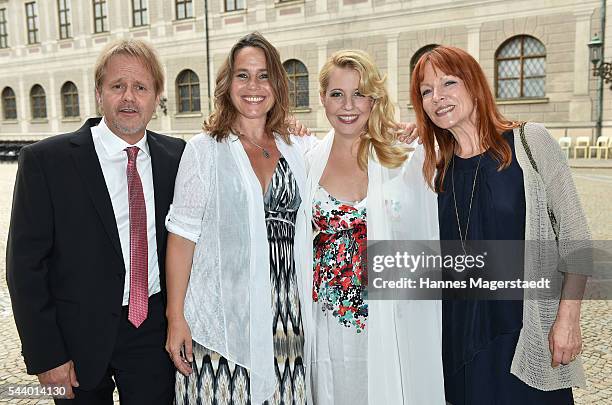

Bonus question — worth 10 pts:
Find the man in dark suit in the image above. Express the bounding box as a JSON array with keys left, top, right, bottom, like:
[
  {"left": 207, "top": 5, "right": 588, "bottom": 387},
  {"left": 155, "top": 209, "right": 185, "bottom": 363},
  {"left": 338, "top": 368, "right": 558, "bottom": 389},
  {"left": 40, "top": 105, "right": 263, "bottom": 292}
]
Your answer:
[{"left": 6, "top": 39, "right": 185, "bottom": 404}]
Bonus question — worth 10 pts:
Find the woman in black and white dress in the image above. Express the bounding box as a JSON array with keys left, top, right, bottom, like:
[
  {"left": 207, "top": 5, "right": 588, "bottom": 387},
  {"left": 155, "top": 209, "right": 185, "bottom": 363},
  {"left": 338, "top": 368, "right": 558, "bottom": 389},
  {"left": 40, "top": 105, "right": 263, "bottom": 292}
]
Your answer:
[{"left": 164, "top": 32, "right": 312, "bottom": 405}]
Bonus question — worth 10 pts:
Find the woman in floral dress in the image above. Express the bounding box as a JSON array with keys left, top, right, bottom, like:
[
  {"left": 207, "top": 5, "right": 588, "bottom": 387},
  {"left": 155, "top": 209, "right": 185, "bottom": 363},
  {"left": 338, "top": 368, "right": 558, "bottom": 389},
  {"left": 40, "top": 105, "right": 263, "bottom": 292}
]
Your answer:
[{"left": 305, "top": 50, "right": 445, "bottom": 404}]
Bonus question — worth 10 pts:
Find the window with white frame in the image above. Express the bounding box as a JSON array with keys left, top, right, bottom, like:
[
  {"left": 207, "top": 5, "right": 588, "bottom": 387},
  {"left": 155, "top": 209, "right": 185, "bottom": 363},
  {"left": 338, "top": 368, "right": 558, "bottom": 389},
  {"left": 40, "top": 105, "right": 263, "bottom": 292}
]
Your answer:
[
  {"left": 176, "top": 0, "right": 193, "bottom": 20},
  {"left": 176, "top": 70, "right": 201, "bottom": 113},
  {"left": 225, "top": 0, "right": 245, "bottom": 12},
  {"left": 495, "top": 35, "right": 546, "bottom": 99},
  {"left": 61, "top": 81, "right": 80, "bottom": 118},
  {"left": 2, "top": 87, "right": 17, "bottom": 120},
  {"left": 93, "top": 0, "right": 108, "bottom": 33},
  {"left": 25, "top": 2, "right": 39, "bottom": 44},
  {"left": 0, "top": 8, "right": 8, "bottom": 48},
  {"left": 30, "top": 84, "right": 47, "bottom": 119},
  {"left": 132, "top": 0, "right": 148, "bottom": 27},
  {"left": 57, "top": 0, "right": 72, "bottom": 39}
]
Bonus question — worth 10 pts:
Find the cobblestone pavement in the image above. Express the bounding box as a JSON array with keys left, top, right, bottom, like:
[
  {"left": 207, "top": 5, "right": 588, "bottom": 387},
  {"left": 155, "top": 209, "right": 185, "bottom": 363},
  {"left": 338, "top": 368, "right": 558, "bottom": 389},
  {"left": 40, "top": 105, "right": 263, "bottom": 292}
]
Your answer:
[
  {"left": 0, "top": 164, "right": 609, "bottom": 404},
  {"left": 571, "top": 168, "right": 612, "bottom": 405}
]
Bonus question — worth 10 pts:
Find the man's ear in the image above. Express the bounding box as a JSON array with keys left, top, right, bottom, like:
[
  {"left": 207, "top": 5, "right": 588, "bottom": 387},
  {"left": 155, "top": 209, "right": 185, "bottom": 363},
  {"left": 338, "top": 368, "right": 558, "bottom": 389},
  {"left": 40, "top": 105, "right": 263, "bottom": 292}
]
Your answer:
[{"left": 95, "top": 88, "right": 101, "bottom": 105}]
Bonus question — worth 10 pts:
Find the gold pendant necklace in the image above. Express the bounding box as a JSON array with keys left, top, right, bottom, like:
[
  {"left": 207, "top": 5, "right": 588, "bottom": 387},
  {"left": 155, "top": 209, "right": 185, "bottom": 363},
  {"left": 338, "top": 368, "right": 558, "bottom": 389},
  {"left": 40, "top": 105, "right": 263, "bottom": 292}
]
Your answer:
[
  {"left": 451, "top": 153, "right": 483, "bottom": 255},
  {"left": 234, "top": 128, "right": 271, "bottom": 159}
]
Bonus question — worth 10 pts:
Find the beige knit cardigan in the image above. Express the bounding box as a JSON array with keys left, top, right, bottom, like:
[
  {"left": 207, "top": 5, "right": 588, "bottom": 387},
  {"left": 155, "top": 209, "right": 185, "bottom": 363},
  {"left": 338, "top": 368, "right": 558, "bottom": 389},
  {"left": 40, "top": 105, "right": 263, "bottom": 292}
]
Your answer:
[{"left": 510, "top": 122, "right": 591, "bottom": 390}]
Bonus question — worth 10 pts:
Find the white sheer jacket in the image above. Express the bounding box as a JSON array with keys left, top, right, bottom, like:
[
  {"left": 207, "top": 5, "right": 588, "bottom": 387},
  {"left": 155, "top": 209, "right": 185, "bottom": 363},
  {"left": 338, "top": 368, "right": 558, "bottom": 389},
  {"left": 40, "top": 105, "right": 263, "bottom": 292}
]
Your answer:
[
  {"left": 304, "top": 130, "right": 446, "bottom": 405},
  {"left": 165, "top": 132, "right": 313, "bottom": 404}
]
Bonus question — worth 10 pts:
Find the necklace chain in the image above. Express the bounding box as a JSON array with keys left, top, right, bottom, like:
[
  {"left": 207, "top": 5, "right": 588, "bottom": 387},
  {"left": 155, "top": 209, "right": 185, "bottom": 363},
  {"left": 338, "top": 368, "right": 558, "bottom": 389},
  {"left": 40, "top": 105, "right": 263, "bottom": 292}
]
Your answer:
[
  {"left": 234, "top": 128, "right": 271, "bottom": 159},
  {"left": 451, "top": 153, "right": 483, "bottom": 255}
]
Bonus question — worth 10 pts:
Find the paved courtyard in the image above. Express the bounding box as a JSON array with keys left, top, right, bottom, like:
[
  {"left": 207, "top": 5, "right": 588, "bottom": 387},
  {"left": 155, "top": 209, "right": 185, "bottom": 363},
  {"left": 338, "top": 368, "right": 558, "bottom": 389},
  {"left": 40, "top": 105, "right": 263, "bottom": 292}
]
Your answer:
[{"left": 0, "top": 163, "right": 609, "bottom": 404}]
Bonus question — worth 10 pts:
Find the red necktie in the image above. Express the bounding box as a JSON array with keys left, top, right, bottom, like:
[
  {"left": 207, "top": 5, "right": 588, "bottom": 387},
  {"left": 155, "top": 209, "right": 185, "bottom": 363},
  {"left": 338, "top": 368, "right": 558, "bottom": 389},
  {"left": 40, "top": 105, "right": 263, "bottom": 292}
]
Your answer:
[{"left": 126, "top": 146, "right": 148, "bottom": 328}]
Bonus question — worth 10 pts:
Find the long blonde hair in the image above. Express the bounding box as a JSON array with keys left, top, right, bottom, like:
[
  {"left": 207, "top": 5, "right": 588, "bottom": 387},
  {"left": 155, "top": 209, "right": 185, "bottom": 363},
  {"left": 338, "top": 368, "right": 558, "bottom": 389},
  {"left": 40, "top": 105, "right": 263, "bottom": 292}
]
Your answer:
[{"left": 319, "top": 49, "right": 407, "bottom": 169}]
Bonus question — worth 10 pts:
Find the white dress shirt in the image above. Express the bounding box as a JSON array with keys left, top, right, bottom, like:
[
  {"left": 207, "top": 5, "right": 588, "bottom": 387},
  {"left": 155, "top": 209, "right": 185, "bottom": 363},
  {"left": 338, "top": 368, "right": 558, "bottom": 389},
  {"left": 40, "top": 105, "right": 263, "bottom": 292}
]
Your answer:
[{"left": 91, "top": 117, "right": 160, "bottom": 305}]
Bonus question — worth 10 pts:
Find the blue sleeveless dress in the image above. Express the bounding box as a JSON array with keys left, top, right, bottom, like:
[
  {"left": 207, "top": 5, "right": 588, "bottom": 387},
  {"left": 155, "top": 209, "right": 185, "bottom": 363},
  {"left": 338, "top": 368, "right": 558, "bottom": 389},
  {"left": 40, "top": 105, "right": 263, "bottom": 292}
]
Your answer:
[{"left": 438, "top": 130, "right": 574, "bottom": 405}]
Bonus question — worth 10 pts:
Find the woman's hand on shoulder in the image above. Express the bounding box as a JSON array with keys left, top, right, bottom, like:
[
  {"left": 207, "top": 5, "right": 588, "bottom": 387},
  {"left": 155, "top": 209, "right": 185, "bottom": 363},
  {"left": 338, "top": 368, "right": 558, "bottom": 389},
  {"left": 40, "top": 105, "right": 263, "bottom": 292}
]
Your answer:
[
  {"left": 395, "top": 122, "right": 421, "bottom": 145},
  {"left": 288, "top": 117, "right": 312, "bottom": 137},
  {"left": 166, "top": 315, "right": 194, "bottom": 376}
]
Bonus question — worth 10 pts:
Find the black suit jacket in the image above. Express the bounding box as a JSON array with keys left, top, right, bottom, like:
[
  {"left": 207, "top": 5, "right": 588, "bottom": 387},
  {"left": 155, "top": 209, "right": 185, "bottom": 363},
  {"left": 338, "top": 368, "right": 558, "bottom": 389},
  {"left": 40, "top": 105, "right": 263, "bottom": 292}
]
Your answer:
[{"left": 6, "top": 117, "right": 186, "bottom": 389}]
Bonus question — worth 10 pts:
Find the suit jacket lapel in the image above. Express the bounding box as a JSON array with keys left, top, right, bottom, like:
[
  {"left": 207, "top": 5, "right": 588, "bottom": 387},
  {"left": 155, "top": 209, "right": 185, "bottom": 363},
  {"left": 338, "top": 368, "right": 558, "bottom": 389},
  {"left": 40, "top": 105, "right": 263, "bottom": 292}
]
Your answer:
[{"left": 70, "top": 120, "right": 124, "bottom": 261}]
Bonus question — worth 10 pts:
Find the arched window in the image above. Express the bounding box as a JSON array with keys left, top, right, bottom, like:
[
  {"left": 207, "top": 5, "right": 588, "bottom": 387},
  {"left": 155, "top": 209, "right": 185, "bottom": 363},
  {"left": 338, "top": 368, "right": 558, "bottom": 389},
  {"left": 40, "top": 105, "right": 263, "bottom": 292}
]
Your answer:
[
  {"left": 61, "top": 81, "right": 80, "bottom": 118},
  {"left": 30, "top": 84, "right": 47, "bottom": 119},
  {"left": 2, "top": 87, "right": 17, "bottom": 120},
  {"left": 283, "top": 59, "right": 309, "bottom": 109},
  {"left": 410, "top": 44, "right": 439, "bottom": 75},
  {"left": 176, "top": 69, "right": 201, "bottom": 113},
  {"left": 495, "top": 35, "right": 546, "bottom": 99}
]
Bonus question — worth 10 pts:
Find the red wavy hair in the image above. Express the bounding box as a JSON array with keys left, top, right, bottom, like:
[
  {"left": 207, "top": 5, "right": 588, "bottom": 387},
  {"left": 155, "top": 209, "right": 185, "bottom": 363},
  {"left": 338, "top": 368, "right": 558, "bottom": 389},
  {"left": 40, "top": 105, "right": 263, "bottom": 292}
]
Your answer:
[{"left": 410, "top": 46, "right": 519, "bottom": 192}]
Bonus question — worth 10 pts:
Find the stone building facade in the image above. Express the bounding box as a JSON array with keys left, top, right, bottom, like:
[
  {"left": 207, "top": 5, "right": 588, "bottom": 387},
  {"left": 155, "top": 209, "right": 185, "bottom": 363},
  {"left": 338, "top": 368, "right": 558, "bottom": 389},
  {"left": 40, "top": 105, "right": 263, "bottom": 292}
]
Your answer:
[{"left": 0, "top": 0, "right": 609, "bottom": 141}]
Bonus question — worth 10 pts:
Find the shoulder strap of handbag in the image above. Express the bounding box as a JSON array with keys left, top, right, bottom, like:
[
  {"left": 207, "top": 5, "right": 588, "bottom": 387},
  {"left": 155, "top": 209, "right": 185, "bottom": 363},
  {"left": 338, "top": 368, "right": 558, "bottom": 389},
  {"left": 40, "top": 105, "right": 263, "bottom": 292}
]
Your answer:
[{"left": 518, "top": 122, "right": 560, "bottom": 242}]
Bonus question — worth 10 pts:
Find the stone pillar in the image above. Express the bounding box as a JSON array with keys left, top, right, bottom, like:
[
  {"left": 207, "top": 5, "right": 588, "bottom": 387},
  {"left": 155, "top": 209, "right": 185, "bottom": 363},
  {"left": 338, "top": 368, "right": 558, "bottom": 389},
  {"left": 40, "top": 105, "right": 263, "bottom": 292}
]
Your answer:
[
  {"left": 48, "top": 73, "right": 59, "bottom": 133},
  {"left": 207, "top": 55, "right": 215, "bottom": 116},
  {"left": 112, "top": 0, "right": 127, "bottom": 35},
  {"left": 316, "top": 0, "right": 327, "bottom": 14},
  {"left": 466, "top": 23, "right": 481, "bottom": 61},
  {"left": 161, "top": 65, "right": 172, "bottom": 132},
  {"left": 39, "top": 0, "right": 53, "bottom": 46},
  {"left": 256, "top": 0, "right": 266, "bottom": 23},
  {"left": 77, "top": 0, "right": 88, "bottom": 47},
  {"left": 11, "top": 1, "right": 24, "bottom": 53},
  {"left": 569, "top": 9, "right": 595, "bottom": 122},
  {"left": 316, "top": 43, "right": 328, "bottom": 130},
  {"left": 81, "top": 68, "right": 93, "bottom": 117},
  {"left": 18, "top": 76, "right": 28, "bottom": 132},
  {"left": 387, "top": 34, "right": 400, "bottom": 119},
  {"left": 155, "top": 0, "right": 168, "bottom": 37}
]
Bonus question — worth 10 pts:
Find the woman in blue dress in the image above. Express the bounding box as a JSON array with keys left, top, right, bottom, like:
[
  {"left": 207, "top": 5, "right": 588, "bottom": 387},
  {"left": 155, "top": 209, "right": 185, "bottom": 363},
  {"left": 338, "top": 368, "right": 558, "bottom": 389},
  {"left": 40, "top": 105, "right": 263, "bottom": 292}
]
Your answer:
[{"left": 409, "top": 45, "right": 590, "bottom": 404}]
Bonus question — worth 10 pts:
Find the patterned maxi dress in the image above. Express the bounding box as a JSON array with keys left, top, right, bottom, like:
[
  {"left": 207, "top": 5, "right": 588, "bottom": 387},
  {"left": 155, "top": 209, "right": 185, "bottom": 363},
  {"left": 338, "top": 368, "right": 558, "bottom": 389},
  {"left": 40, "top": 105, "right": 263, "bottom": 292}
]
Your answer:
[
  {"left": 310, "top": 185, "right": 368, "bottom": 404},
  {"left": 175, "top": 157, "right": 307, "bottom": 405}
]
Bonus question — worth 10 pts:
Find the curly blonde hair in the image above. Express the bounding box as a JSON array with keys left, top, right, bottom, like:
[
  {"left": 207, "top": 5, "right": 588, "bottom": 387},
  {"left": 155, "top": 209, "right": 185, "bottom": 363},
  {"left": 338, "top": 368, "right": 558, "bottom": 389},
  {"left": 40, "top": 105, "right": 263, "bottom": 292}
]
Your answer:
[{"left": 319, "top": 49, "right": 407, "bottom": 169}]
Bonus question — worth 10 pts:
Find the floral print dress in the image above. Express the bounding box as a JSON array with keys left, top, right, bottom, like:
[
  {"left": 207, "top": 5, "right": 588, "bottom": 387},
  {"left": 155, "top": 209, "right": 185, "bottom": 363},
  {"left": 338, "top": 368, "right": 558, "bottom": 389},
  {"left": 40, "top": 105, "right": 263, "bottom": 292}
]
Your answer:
[{"left": 310, "top": 184, "right": 368, "bottom": 405}]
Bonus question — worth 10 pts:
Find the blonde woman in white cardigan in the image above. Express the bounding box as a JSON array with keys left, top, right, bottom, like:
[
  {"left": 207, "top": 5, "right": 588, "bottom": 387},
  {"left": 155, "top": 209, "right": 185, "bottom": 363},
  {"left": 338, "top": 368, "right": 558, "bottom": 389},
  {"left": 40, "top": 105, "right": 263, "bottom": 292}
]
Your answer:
[{"left": 305, "top": 49, "right": 445, "bottom": 405}]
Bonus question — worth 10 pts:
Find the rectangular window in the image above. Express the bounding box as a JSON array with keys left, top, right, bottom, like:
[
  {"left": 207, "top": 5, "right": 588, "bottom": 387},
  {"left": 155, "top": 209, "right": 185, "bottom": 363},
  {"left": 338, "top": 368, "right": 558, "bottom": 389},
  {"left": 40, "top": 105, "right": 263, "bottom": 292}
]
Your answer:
[
  {"left": 31, "top": 94, "right": 47, "bottom": 119},
  {"left": 225, "top": 0, "right": 245, "bottom": 12},
  {"left": 176, "top": 0, "right": 193, "bottom": 20},
  {"left": 25, "top": 2, "right": 39, "bottom": 45},
  {"left": 93, "top": 0, "right": 108, "bottom": 33},
  {"left": 2, "top": 90, "right": 17, "bottom": 120},
  {"left": 57, "top": 0, "right": 72, "bottom": 39},
  {"left": 0, "top": 9, "right": 8, "bottom": 49},
  {"left": 132, "top": 0, "right": 148, "bottom": 27}
]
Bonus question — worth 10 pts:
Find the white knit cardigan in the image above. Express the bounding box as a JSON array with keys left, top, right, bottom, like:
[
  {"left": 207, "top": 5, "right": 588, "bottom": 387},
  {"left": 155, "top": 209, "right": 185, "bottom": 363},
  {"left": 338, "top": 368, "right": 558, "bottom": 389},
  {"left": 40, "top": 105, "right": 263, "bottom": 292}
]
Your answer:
[{"left": 510, "top": 123, "right": 590, "bottom": 390}]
